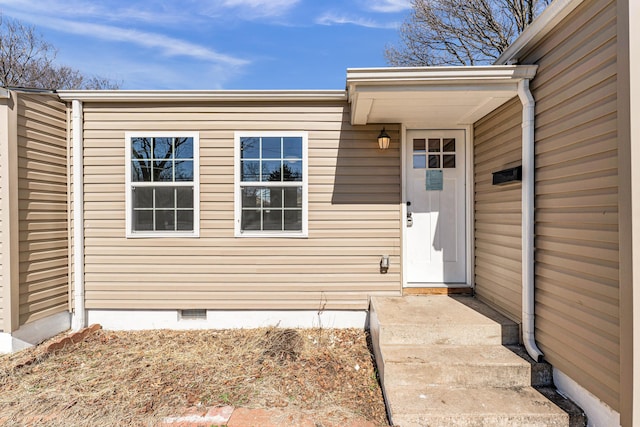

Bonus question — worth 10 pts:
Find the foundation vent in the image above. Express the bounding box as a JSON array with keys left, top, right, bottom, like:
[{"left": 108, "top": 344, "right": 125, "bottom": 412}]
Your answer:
[{"left": 179, "top": 309, "right": 207, "bottom": 320}]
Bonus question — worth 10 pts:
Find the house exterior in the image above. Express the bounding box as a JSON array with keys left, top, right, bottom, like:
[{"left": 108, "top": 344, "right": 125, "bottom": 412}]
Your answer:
[
  {"left": 0, "top": 90, "right": 70, "bottom": 351},
  {"left": 0, "top": 0, "right": 638, "bottom": 424}
]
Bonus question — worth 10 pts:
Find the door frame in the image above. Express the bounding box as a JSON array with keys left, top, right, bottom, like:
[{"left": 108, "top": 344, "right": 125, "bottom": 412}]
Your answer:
[{"left": 400, "top": 125, "right": 475, "bottom": 288}]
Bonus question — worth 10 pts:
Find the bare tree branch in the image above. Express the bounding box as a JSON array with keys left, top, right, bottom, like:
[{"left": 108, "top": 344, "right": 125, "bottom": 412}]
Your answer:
[
  {"left": 0, "top": 14, "right": 121, "bottom": 89},
  {"left": 385, "top": 0, "right": 552, "bottom": 66}
]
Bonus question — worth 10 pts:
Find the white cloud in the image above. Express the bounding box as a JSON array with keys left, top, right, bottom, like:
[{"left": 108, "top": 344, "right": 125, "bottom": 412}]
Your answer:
[
  {"left": 222, "top": 0, "right": 300, "bottom": 15},
  {"left": 3, "top": 12, "right": 248, "bottom": 67},
  {"left": 119, "top": 61, "right": 239, "bottom": 90},
  {"left": 0, "top": 0, "right": 255, "bottom": 88},
  {"left": 0, "top": 0, "right": 274, "bottom": 24},
  {"left": 0, "top": 0, "right": 193, "bottom": 24},
  {"left": 316, "top": 12, "right": 399, "bottom": 29},
  {"left": 367, "top": 0, "right": 412, "bottom": 13},
  {"left": 0, "top": 0, "right": 300, "bottom": 24},
  {"left": 65, "top": 21, "right": 248, "bottom": 66},
  {"left": 55, "top": 51, "right": 239, "bottom": 89},
  {"left": 203, "top": 0, "right": 300, "bottom": 19}
]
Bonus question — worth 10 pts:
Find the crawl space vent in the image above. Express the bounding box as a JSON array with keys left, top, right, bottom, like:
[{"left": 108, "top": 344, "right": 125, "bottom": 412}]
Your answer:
[{"left": 179, "top": 309, "right": 207, "bottom": 320}]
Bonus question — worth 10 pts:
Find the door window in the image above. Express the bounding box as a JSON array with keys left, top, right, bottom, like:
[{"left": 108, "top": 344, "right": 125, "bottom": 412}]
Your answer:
[{"left": 413, "top": 138, "right": 456, "bottom": 169}]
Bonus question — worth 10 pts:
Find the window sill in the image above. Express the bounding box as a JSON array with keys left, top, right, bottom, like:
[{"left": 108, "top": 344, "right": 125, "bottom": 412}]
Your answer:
[
  {"left": 126, "top": 231, "right": 200, "bottom": 239},
  {"left": 235, "top": 231, "right": 308, "bottom": 238}
]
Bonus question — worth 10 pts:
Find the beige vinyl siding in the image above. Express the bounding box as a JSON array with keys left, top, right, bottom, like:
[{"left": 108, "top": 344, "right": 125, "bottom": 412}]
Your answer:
[
  {"left": 17, "top": 93, "right": 69, "bottom": 326},
  {"left": 484, "top": 0, "right": 619, "bottom": 410},
  {"left": 0, "top": 115, "right": 3, "bottom": 330},
  {"left": 81, "top": 102, "right": 401, "bottom": 310},
  {"left": 473, "top": 98, "right": 523, "bottom": 322}
]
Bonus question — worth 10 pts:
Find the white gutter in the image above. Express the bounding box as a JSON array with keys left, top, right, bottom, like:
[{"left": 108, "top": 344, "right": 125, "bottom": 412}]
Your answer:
[
  {"left": 518, "top": 79, "right": 543, "bottom": 362},
  {"left": 0, "top": 88, "right": 9, "bottom": 98},
  {"left": 56, "top": 90, "right": 346, "bottom": 103},
  {"left": 347, "top": 65, "right": 538, "bottom": 84},
  {"left": 71, "top": 100, "right": 85, "bottom": 331}
]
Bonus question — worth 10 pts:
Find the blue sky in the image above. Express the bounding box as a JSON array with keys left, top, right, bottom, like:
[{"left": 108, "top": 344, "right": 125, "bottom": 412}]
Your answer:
[{"left": 0, "top": 0, "right": 411, "bottom": 89}]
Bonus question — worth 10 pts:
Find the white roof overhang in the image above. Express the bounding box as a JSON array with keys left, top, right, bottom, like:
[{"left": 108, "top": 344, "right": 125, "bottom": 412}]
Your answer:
[
  {"left": 346, "top": 65, "right": 537, "bottom": 127},
  {"left": 56, "top": 89, "right": 347, "bottom": 102}
]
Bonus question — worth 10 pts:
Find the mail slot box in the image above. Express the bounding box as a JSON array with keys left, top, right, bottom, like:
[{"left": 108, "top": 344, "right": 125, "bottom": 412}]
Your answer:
[{"left": 492, "top": 166, "right": 522, "bottom": 185}]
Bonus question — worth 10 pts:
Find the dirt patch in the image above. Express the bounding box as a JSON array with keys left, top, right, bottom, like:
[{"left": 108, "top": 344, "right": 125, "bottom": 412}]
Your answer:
[{"left": 0, "top": 327, "right": 388, "bottom": 426}]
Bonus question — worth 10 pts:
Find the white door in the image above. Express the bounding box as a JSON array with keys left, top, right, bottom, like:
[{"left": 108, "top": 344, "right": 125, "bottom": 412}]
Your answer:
[{"left": 405, "top": 130, "right": 466, "bottom": 286}]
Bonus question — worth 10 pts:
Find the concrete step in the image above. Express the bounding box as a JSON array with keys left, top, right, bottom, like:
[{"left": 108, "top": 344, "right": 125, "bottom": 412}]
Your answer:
[
  {"left": 386, "top": 385, "right": 569, "bottom": 427},
  {"left": 506, "top": 345, "right": 554, "bottom": 387},
  {"left": 369, "top": 295, "right": 582, "bottom": 426},
  {"left": 370, "top": 296, "right": 519, "bottom": 346},
  {"left": 380, "top": 344, "right": 531, "bottom": 388}
]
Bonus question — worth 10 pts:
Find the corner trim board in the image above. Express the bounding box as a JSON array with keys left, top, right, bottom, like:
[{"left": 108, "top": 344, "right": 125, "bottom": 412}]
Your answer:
[
  {"left": 0, "top": 91, "right": 19, "bottom": 332},
  {"left": 71, "top": 100, "right": 85, "bottom": 331}
]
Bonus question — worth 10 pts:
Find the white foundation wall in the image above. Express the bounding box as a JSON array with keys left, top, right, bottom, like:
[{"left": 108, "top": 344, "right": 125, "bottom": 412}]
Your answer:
[
  {"left": 87, "top": 309, "right": 368, "bottom": 330},
  {"left": 0, "top": 334, "right": 32, "bottom": 354},
  {"left": 554, "top": 368, "right": 621, "bottom": 427},
  {"left": 0, "top": 311, "right": 70, "bottom": 353}
]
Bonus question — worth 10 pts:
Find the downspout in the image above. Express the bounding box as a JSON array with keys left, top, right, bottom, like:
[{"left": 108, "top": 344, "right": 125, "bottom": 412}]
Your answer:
[
  {"left": 518, "top": 79, "right": 544, "bottom": 362},
  {"left": 71, "top": 100, "right": 85, "bottom": 331}
]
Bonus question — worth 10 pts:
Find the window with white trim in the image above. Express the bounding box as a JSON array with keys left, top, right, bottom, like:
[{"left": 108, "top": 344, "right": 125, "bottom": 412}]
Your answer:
[
  {"left": 234, "top": 132, "right": 308, "bottom": 237},
  {"left": 125, "top": 132, "right": 199, "bottom": 237}
]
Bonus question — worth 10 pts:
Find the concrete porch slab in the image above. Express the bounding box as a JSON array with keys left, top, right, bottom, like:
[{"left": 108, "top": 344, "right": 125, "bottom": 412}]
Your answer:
[{"left": 370, "top": 296, "right": 519, "bottom": 346}]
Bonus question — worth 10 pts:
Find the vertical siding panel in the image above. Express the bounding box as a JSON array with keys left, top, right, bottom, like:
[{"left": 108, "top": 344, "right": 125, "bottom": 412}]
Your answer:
[
  {"left": 474, "top": 97, "right": 523, "bottom": 321},
  {"left": 81, "top": 102, "right": 401, "bottom": 310},
  {"left": 522, "top": 0, "right": 620, "bottom": 410},
  {"left": 17, "top": 94, "right": 69, "bottom": 326}
]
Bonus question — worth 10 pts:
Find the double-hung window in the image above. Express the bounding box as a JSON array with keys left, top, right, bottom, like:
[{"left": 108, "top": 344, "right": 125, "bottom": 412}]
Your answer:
[
  {"left": 125, "top": 132, "right": 199, "bottom": 237},
  {"left": 234, "top": 132, "right": 308, "bottom": 237}
]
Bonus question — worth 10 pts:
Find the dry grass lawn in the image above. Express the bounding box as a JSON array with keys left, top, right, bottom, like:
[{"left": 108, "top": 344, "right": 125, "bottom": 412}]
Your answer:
[{"left": 0, "top": 327, "right": 388, "bottom": 426}]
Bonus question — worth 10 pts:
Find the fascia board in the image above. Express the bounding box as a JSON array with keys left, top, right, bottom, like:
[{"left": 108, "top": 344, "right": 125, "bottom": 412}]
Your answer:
[
  {"left": 346, "top": 65, "right": 538, "bottom": 89},
  {"left": 56, "top": 90, "right": 347, "bottom": 102},
  {"left": 495, "top": 0, "right": 585, "bottom": 65}
]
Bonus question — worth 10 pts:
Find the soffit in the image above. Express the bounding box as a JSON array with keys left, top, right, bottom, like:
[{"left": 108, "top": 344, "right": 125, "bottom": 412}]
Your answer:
[{"left": 346, "top": 65, "right": 537, "bottom": 127}]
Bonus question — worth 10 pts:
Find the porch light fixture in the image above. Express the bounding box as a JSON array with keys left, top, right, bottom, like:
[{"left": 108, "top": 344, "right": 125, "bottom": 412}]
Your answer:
[
  {"left": 380, "top": 254, "right": 390, "bottom": 274},
  {"left": 377, "top": 128, "right": 391, "bottom": 150}
]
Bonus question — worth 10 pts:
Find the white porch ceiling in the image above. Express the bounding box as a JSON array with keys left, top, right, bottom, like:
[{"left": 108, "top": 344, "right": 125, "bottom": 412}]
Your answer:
[{"left": 346, "top": 66, "right": 538, "bottom": 128}]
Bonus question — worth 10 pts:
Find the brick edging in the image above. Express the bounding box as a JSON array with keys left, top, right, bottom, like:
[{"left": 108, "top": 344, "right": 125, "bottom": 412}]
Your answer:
[
  {"left": 45, "top": 324, "right": 102, "bottom": 353},
  {"left": 160, "top": 405, "right": 379, "bottom": 427},
  {"left": 13, "top": 324, "right": 103, "bottom": 371}
]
